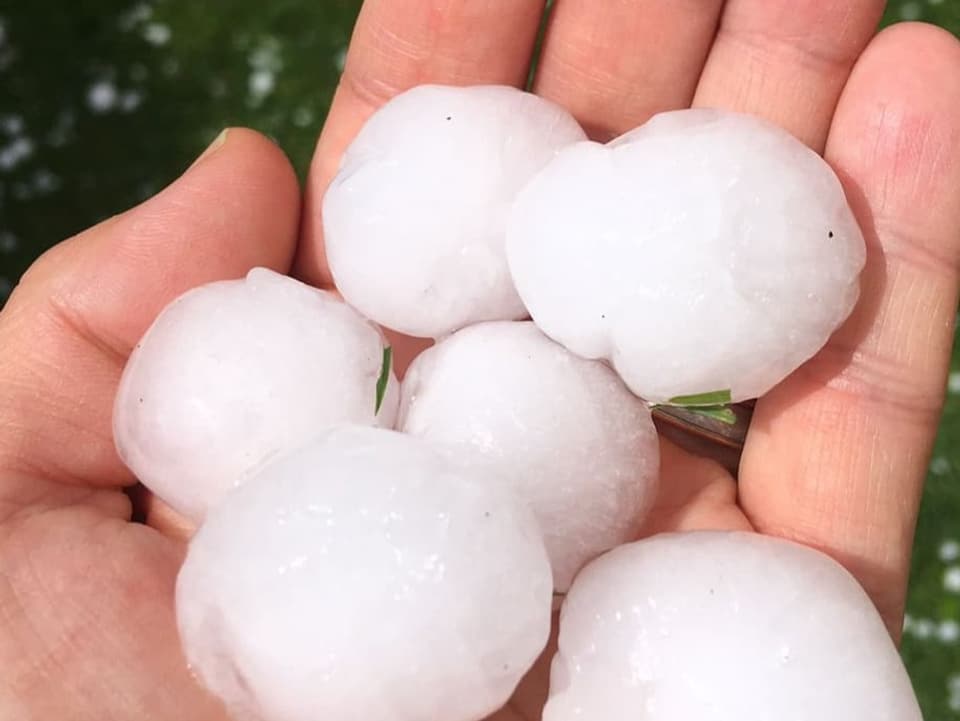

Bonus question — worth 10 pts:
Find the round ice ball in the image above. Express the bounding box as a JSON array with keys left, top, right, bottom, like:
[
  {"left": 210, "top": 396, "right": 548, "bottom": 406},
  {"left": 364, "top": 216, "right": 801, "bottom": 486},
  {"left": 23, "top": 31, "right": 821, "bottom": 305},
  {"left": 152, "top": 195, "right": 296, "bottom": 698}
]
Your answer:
[
  {"left": 113, "top": 268, "right": 398, "bottom": 522},
  {"left": 176, "top": 425, "right": 553, "bottom": 721},
  {"left": 323, "top": 84, "right": 587, "bottom": 339},
  {"left": 398, "top": 321, "right": 659, "bottom": 590},
  {"left": 507, "top": 109, "right": 866, "bottom": 403},
  {"left": 545, "top": 531, "right": 921, "bottom": 721}
]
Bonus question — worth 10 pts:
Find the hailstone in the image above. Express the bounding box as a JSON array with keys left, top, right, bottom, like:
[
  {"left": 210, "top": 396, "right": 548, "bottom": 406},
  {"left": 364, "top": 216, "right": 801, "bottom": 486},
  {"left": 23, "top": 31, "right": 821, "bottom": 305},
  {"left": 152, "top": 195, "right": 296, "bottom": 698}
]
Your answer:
[
  {"left": 113, "top": 268, "right": 398, "bottom": 522},
  {"left": 323, "top": 84, "right": 587, "bottom": 338},
  {"left": 176, "top": 425, "right": 552, "bottom": 721},
  {"left": 507, "top": 108, "right": 866, "bottom": 403},
  {"left": 545, "top": 531, "right": 921, "bottom": 721},
  {"left": 398, "top": 321, "right": 659, "bottom": 590}
]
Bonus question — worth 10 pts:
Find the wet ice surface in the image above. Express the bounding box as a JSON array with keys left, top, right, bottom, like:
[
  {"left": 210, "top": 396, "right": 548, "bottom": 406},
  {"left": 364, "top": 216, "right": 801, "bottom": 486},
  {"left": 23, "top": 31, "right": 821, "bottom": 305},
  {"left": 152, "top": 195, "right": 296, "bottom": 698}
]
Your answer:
[
  {"left": 507, "top": 109, "right": 866, "bottom": 403},
  {"left": 323, "top": 84, "right": 586, "bottom": 338},
  {"left": 176, "top": 426, "right": 552, "bottom": 721},
  {"left": 546, "top": 531, "right": 922, "bottom": 721},
  {"left": 399, "top": 321, "right": 659, "bottom": 590},
  {"left": 113, "top": 268, "right": 398, "bottom": 522}
]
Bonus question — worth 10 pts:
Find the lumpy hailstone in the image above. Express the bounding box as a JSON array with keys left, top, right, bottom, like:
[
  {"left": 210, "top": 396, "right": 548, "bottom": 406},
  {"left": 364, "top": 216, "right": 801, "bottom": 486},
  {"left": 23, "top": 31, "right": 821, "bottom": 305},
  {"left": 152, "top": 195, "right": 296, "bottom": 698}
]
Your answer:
[
  {"left": 323, "top": 84, "right": 587, "bottom": 338},
  {"left": 177, "top": 426, "right": 552, "bottom": 721},
  {"left": 507, "top": 109, "right": 866, "bottom": 403},
  {"left": 113, "top": 268, "right": 398, "bottom": 522},
  {"left": 546, "top": 532, "right": 921, "bottom": 721},
  {"left": 399, "top": 321, "right": 659, "bottom": 591}
]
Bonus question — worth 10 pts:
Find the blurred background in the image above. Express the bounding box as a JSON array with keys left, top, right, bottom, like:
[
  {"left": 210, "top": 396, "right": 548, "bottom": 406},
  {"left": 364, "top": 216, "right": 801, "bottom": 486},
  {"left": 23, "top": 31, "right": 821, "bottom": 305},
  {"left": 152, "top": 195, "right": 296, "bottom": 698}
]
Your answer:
[{"left": 0, "top": 0, "right": 958, "bottom": 715}]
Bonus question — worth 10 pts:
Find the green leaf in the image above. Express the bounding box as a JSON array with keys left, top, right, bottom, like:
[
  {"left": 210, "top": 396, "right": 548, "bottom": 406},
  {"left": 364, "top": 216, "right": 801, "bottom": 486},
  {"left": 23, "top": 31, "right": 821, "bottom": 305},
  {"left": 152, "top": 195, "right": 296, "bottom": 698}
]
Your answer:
[
  {"left": 685, "top": 405, "right": 737, "bottom": 425},
  {"left": 667, "top": 389, "right": 732, "bottom": 407},
  {"left": 375, "top": 346, "right": 392, "bottom": 414}
]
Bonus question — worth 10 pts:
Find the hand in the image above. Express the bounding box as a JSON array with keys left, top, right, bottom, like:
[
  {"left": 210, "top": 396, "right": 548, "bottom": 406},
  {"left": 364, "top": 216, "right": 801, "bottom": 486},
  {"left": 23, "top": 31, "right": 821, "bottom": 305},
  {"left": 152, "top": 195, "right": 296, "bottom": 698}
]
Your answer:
[
  {"left": 298, "top": 2, "right": 960, "bottom": 718},
  {"left": 1, "top": 4, "right": 958, "bottom": 721},
  {"left": 0, "top": 130, "right": 300, "bottom": 719}
]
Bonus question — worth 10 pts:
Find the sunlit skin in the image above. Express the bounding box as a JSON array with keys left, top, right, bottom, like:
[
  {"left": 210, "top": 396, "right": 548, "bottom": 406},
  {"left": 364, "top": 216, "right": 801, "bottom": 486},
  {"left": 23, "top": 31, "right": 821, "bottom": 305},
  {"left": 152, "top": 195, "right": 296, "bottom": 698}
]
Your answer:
[{"left": 1, "top": 2, "right": 960, "bottom": 719}]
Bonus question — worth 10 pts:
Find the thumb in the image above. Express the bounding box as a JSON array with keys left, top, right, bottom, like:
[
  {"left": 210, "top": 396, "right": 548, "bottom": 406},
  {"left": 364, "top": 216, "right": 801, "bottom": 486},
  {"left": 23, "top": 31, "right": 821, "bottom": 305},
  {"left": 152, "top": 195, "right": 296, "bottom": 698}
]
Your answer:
[{"left": 0, "top": 128, "right": 300, "bottom": 498}]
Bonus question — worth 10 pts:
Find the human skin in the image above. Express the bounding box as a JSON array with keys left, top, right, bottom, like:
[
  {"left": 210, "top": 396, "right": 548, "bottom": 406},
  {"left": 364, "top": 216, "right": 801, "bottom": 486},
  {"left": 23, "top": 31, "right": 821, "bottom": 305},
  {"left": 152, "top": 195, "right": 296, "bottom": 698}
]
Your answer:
[{"left": 1, "top": 2, "right": 960, "bottom": 719}]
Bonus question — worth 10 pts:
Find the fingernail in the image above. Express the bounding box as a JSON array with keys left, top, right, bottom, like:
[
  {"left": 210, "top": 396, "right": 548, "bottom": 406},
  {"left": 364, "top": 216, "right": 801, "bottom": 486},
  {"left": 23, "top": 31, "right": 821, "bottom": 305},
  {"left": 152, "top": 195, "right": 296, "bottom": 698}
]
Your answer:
[{"left": 189, "top": 128, "right": 229, "bottom": 169}]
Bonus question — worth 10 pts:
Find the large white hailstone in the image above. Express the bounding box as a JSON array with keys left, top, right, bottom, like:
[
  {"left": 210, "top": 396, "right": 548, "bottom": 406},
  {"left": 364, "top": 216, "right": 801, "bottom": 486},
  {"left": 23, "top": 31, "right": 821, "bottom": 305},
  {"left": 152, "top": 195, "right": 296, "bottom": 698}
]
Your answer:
[
  {"left": 323, "top": 84, "right": 587, "bottom": 339},
  {"left": 176, "top": 425, "right": 552, "bottom": 721},
  {"left": 113, "top": 268, "right": 398, "bottom": 522},
  {"left": 398, "top": 321, "right": 659, "bottom": 591},
  {"left": 507, "top": 109, "right": 866, "bottom": 403},
  {"left": 545, "top": 532, "right": 922, "bottom": 721}
]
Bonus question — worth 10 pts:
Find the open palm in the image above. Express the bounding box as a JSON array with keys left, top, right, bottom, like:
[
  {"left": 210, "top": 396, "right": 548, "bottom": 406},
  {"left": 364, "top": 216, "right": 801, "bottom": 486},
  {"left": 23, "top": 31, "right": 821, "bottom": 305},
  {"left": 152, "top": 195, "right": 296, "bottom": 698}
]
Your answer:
[{"left": 2, "top": 2, "right": 959, "bottom": 719}]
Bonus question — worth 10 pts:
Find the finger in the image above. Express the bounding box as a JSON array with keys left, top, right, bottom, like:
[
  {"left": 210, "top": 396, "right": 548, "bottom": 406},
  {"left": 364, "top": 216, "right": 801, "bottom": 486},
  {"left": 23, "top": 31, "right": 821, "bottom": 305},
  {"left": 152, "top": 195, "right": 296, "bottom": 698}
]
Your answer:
[
  {"left": 693, "top": 0, "right": 884, "bottom": 150},
  {"left": 383, "top": 329, "right": 433, "bottom": 378},
  {"left": 127, "top": 485, "right": 198, "bottom": 543},
  {"left": 297, "top": 0, "right": 547, "bottom": 286},
  {"left": 533, "top": 0, "right": 725, "bottom": 140},
  {"left": 739, "top": 22, "right": 960, "bottom": 636},
  {"left": 0, "top": 129, "right": 301, "bottom": 491},
  {"left": 639, "top": 438, "right": 753, "bottom": 537},
  {"left": 146, "top": 498, "right": 197, "bottom": 544},
  {"left": 0, "top": 507, "right": 229, "bottom": 719}
]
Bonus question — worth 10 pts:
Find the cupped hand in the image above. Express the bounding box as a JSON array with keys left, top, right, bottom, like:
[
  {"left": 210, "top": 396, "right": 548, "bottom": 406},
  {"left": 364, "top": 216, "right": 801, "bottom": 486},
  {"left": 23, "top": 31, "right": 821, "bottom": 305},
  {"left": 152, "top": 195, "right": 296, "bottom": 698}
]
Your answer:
[
  {"left": 2, "top": 2, "right": 960, "bottom": 720},
  {"left": 0, "top": 129, "right": 300, "bottom": 719},
  {"left": 304, "top": 2, "right": 960, "bottom": 717}
]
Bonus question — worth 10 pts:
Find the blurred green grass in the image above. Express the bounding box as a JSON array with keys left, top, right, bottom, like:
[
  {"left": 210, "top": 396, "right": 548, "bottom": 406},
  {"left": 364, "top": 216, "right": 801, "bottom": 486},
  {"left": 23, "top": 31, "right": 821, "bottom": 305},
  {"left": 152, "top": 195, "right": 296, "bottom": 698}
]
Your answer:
[{"left": 0, "top": 0, "right": 958, "bottom": 715}]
